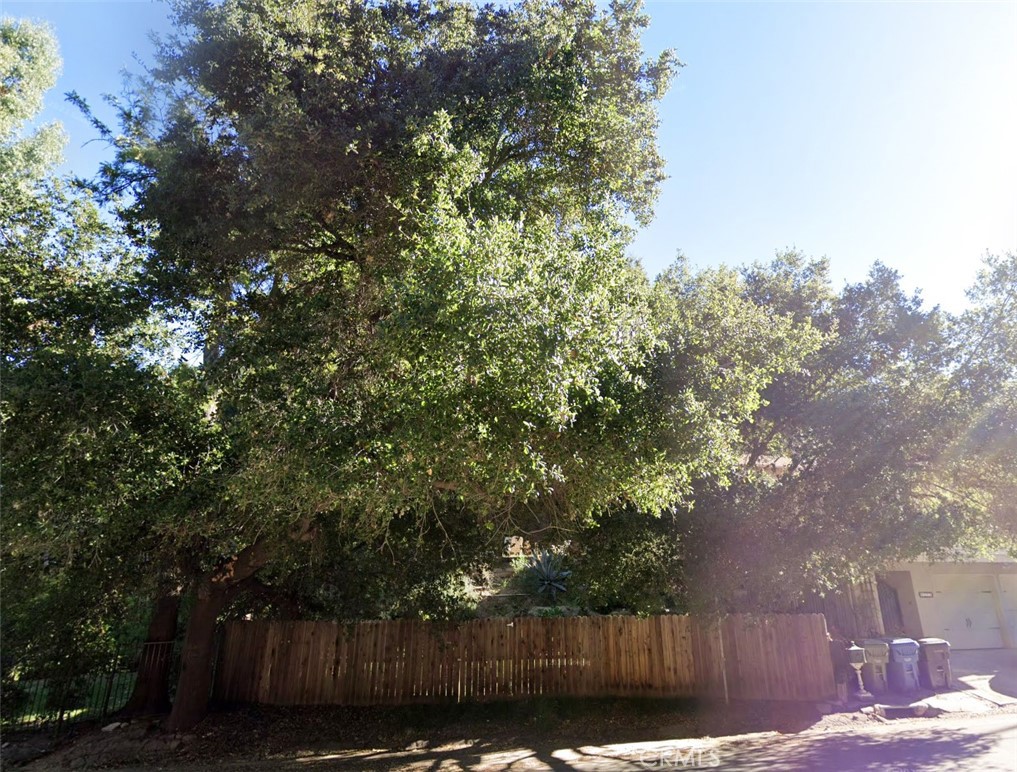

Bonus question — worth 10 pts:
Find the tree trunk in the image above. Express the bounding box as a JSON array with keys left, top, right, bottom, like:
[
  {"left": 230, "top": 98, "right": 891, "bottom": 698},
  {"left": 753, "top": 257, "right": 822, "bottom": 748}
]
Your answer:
[
  {"left": 163, "top": 579, "right": 229, "bottom": 731},
  {"left": 120, "top": 590, "right": 180, "bottom": 716},
  {"left": 163, "top": 536, "right": 278, "bottom": 731}
]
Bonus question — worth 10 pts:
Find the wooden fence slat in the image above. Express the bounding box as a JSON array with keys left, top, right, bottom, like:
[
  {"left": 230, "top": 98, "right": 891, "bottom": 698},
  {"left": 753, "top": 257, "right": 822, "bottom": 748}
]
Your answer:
[
  {"left": 794, "top": 616, "right": 810, "bottom": 699},
  {"left": 664, "top": 616, "right": 678, "bottom": 695},
  {"left": 623, "top": 616, "right": 635, "bottom": 696},
  {"left": 517, "top": 617, "right": 528, "bottom": 697},
  {"left": 370, "top": 621, "right": 382, "bottom": 704},
  {"left": 352, "top": 623, "right": 367, "bottom": 705},
  {"left": 473, "top": 621, "right": 484, "bottom": 701},
  {"left": 653, "top": 617, "right": 664, "bottom": 695},
  {"left": 526, "top": 617, "right": 535, "bottom": 698},
  {"left": 636, "top": 617, "right": 649, "bottom": 694},
  {"left": 498, "top": 618, "right": 510, "bottom": 699},
  {"left": 447, "top": 624, "right": 461, "bottom": 703},
  {"left": 347, "top": 623, "right": 361, "bottom": 706},
  {"left": 627, "top": 618, "right": 639, "bottom": 695},
  {"left": 640, "top": 618, "right": 651, "bottom": 694},
  {"left": 336, "top": 624, "right": 350, "bottom": 704},
  {"left": 457, "top": 623, "right": 468, "bottom": 702},
  {"left": 592, "top": 616, "right": 605, "bottom": 696},
  {"left": 427, "top": 622, "right": 440, "bottom": 701},
  {"left": 603, "top": 617, "right": 616, "bottom": 694},
  {"left": 511, "top": 619, "right": 522, "bottom": 698},
  {"left": 487, "top": 619, "right": 499, "bottom": 700},
  {"left": 548, "top": 617, "right": 559, "bottom": 696},
  {"left": 255, "top": 622, "right": 274, "bottom": 703},
  {"left": 519, "top": 617, "right": 527, "bottom": 698},
  {"left": 579, "top": 617, "right": 591, "bottom": 696},
  {"left": 608, "top": 616, "right": 621, "bottom": 694}
]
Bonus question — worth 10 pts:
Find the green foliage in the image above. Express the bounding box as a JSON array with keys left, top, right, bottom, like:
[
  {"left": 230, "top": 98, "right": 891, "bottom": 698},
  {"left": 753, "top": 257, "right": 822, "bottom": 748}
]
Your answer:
[
  {"left": 937, "top": 252, "right": 1017, "bottom": 549},
  {"left": 642, "top": 256, "right": 827, "bottom": 497},
  {"left": 568, "top": 508, "right": 685, "bottom": 615},
  {"left": 7, "top": 5, "right": 1011, "bottom": 718},
  {"left": 1, "top": 557, "right": 149, "bottom": 681},
  {"left": 529, "top": 606, "right": 571, "bottom": 618},
  {"left": 526, "top": 549, "right": 571, "bottom": 602},
  {"left": 85, "top": 0, "right": 693, "bottom": 577},
  {"left": 680, "top": 255, "right": 1017, "bottom": 611},
  {"left": 0, "top": 679, "right": 29, "bottom": 715},
  {"left": 0, "top": 19, "right": 64, "bottom": 213},
  {"left": 1, "top": 19, "right": 208, "bottom": 676},
  {"left": 248, "top": 504, "right": 500, "bottom": 623}
]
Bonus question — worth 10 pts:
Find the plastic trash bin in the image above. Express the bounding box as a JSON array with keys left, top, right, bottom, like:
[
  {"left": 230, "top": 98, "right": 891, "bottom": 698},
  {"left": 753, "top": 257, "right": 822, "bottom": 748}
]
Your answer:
[
  {"left": 883, "top": 637, "right": 921, "bottom": 693},
  {"left": 917, "top": 638, "right": 952, "bottom": 690},
  {"left": 860, "top": 639, "right": 890, "bottom": 694}
]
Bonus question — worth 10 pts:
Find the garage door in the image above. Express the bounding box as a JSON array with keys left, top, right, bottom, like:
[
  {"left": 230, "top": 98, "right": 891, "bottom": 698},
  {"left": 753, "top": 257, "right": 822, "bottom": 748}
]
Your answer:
[{"left": 932, "top": 574, "right": 1004, "bottom": 649}]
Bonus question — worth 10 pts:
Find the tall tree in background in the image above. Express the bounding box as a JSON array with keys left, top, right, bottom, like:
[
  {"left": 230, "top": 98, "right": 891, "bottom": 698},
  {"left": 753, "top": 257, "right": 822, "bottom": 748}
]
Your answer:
[
  {"left": 681, "top": 252, "right": 1016, "bottom": 611},
  {"left": 1, "top": 18, "right": 215, "bottom": 709},
  {"left": 938, "top": 253, "right": 1017, "bottom": 545},
  {"left": 565, "top": 256, "right": 826, "bottom": 614}
]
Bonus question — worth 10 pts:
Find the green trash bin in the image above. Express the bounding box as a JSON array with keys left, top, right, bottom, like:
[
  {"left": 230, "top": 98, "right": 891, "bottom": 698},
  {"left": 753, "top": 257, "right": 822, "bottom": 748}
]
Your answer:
[
  {"left": 918, "top": 638, "right": 952, "bottom": 690},
  {"left": 883, "top": 637, "right": 921, "bottom": 693},
  {"left": 860, "top": 639, "right": 889, "bottom": 694}
]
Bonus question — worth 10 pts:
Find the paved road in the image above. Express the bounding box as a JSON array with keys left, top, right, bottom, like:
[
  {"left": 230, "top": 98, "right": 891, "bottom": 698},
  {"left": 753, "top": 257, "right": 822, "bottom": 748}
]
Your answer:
[
  {"left": 618, "top": 713, "right": 1017, "bottom": 772},
  {"left": 103, "top": 711, "right": 1015, "bottom": 771}
]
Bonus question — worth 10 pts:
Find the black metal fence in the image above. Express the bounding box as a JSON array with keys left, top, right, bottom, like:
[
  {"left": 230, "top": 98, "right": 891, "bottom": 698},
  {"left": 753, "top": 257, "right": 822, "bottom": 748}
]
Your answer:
[{"left": 1, "top": 641, "right": 176, "bottom": 734}]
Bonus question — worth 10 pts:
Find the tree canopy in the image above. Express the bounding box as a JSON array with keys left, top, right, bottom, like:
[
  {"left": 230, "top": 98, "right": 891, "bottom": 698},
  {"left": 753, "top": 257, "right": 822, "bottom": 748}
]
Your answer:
[
  {"left": 675, "top": 253, "right": 1017, "bottom": 611},
  {"left": 85, "top": 0, "right": 745, "bottom": 728},
  {"left": 1, "top": 18, "right": 209, "bottom": 681}
]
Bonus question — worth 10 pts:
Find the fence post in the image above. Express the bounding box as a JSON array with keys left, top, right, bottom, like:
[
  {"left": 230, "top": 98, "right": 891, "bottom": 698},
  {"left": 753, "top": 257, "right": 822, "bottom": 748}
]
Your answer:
[
  {"left": 98, "top": 648, "right": 121, "bottom": 720},
  {"left": 716, "top": 616, "right": 730, "bottom": 705},
  {"left": 53, "top": 666, "right": 70, "bottom": 739}
]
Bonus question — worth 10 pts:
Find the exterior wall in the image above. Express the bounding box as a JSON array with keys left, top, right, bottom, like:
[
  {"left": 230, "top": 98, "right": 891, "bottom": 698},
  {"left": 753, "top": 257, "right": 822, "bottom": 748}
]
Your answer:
[
  {"left": 881, "top": 570, "right": 924, "bottom": 639},
  {"left": 885, "top": 559, "right": 1017, "bottom": 649}
]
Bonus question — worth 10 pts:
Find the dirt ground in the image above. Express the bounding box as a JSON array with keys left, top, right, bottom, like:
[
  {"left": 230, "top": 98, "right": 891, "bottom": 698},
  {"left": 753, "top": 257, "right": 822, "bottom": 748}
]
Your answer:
[{"left": 12, "top": 697, "right": 879, "bottom": 770}]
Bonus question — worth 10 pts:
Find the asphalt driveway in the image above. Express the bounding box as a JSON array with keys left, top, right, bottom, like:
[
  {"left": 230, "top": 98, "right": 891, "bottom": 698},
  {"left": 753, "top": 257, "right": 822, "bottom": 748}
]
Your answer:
[{"left": 950, "top": 648, "right": 1017, "bottom": 705}]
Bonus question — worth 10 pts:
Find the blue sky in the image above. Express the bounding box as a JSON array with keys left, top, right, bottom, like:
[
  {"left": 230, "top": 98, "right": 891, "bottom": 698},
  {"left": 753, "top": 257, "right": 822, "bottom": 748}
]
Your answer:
[{"left": 4, "top": 0, "right": 1016, "bottom": 312}]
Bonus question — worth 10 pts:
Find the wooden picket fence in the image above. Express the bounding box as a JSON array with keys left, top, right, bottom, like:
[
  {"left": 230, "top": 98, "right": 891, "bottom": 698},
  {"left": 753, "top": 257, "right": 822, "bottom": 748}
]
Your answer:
[{"left": 213, "top": 613, "right": 836, "bottom": 706}]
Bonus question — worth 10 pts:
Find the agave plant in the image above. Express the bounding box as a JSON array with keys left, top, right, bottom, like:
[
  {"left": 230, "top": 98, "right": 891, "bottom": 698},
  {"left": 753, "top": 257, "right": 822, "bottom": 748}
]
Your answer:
[{"left": 527, "top": 549, "right": 571, "bottom": 602}]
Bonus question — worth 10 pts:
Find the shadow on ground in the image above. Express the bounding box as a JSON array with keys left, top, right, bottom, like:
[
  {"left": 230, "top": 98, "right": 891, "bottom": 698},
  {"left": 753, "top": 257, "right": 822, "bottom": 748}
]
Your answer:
[
  {"left": 18, "top": 698, "right": 825, "bottom": 769},
  {"left": 185, "top": 696, "right": 823, "bottom": 759},
  {"left": 187, "top": 715, "right": 1013, "bottom": 772}
]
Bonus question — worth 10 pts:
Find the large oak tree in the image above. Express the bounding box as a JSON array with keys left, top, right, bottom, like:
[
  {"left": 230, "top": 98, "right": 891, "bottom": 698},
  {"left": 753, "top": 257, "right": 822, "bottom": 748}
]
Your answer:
[{"left": 96, "top": 0, "right": 698, "bottom": 729}]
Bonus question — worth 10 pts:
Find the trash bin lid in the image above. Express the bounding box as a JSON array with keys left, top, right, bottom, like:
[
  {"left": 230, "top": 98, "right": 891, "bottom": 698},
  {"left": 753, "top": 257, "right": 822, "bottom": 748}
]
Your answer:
[
  {"left": 918, "top": 637, "right": 950, "bottom": 648},
  {"left": 860, "top": 639, "right": 890, "bottom": 658},
  {"left": 881, "top": 637, "right": 920, "bottom": 656}
]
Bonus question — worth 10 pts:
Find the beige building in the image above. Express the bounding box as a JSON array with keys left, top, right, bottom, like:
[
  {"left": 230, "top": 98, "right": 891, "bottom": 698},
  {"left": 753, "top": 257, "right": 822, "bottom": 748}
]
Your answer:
[{"left": 879, "top": 552, "right": 1017, "bottom": 649}]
